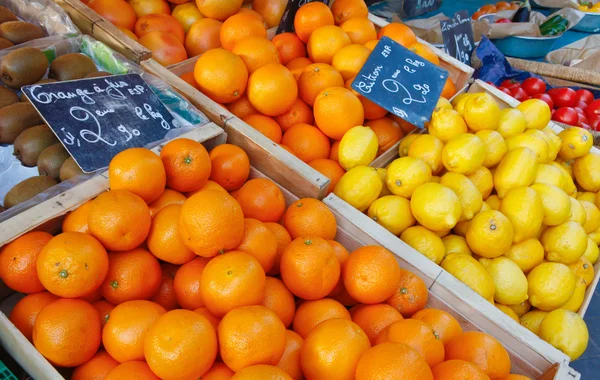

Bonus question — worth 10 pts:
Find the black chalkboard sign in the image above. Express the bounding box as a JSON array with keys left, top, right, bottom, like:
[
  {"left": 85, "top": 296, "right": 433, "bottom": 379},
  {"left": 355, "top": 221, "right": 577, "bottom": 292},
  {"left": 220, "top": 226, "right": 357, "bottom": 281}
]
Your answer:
[
  {"left": 22, "top": 74, "right": 181, "bottom": 173},
  {"left": 440, "top": 10, "right": 475, "bottom": 66},
  {"left": 276, "top": 0, "right": 329, "bottom": 34},
  {"left": 403, "top": 0, "right": 442, "bottom": 18},
  {"left": 351, "top": 37, "right": 448, "bottom": 129}
]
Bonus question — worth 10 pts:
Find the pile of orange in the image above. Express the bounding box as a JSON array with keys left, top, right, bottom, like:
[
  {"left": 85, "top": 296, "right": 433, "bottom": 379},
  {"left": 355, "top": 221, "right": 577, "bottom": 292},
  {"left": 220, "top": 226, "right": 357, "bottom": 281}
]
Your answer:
[
  {"left": 472, "top": 1, "right": 520, "bottom": 20},
  {"left": 1, "top": 139, "right": 530, "bottom": 379}
]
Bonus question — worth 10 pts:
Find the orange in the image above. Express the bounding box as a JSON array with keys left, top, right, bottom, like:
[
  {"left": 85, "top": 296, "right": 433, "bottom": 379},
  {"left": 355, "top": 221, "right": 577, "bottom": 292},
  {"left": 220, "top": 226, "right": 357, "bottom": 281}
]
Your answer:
[
  {"left": 286, "top": 57, "right": 313, "bottom": 80},
  {"left": 356, "top": 342, "right": 434, "bottom": 380},
  {"left": 228, "top": 94, "right": 259, "bottom": 119},
  {"left": 196, "top": 0, "right": 243, "bottom": 21},
  {"left": 0, "top": 231, "right": 51, "bottom": 294},
  {"left": 501, "top": 375, "right": 532, "bottom": 380},
  {"left": 352, "top": 303, "right": 403, "bottom": 345},
  {"left": 366, "top": 117, "right": 404, "bottom": 155},
  {"left": 79, "top": 288, "right": 103, "bottom": 303},
  {"left": 173, "top": 257, "right": 209, "bottom": 310},
  {"left": 194, "top": 307, "right": 221, "bottom": 330},
  {"left": 314, "top": 87, "right": 364, "bottom": 140},
  {"left": 233, "top": 36, "right": 280, "bottom": 74},
  {"left": 411, "top": 308, "right": 463, "bottom": 346},
  {"left": 280, "top": 237, "right": 340, "bottom": 300},
  {"left": 37, "top": 232, "right": 108, "bottom": 298},
  {"left": 298, "top": 63, "right": 344, "bottom": 106},
  {"left": 105, "top": 361, "right": 159, "bottom": 380},
  {"left": 308, "top": 158, "right": 345, "bottom": 194},
  {"left": 149, "top": 263, "right": 179, "bottom": 311},
  {"left": 283, "top": 198, "right": 337, "bottom": 240},
  {"left": 377, "top": 23, "right": 417, "bottom": 47},
  {"left": 103, "top": 300, "right": 166, "bottom": 362},
  {"left": 209, "top": 144, "right": 251, "bottom": 191},
  {"left": 148, "top": 189, "right": 186, "bottom": 217},
  {"left": 472, "top": 10, "right": 486, "bottom": 20},
  {"left": 301, "top": 318, "right": 370, "bottom": 379},
  {"left": 88, "top": 0, "right": 136, "bottom": 30},
  {"left": 235, "top": 178, "right": 286, "bottom": 222},
  {"left": 292, "top": 298, "right": 351, "bottom": 338},
  {"left": 276, "top": 330, "right": 303, "bottom": 379},
  {"left": 281, "top": 123, "right": 331, "bottom": 163},
  {"left": 63, "top": 200, "right": 92, "bottom": 234},
  {"left": 237, "top": 218, "right": 279, "bottom": 272},
  {"left": 364, "top": 39, "right": 378, "bottom": 50},
  {"left": 108, "top": 148, "right": 166, "bottom": 204},
  {"left": 243, "top": 114, "right": 283, "bottom": 143},
  {"left": 386, "top": 268, "right": 428, "bottom": 317},
  {"left": 331, "top": 0, "right": 368, "bottom": 25},
  {"left": 160, "top": 138, "right": 211, "bottom": 192},
  {"left": 219, "top": 305, "right": 286, "bottom": 371},
  {"left": 186, "top": 180, "right": 228, "bottom": 196},
  {"left": 201, "top": 251, "right": 266, "bottom": 317},
  {"left": 330, "top": 140, "right": 341, "bottom": 161},
  {"left": 145, "top": 309, "right": 218, "bottom": 379},
  {"left": 265, "top": 222, "right": 292, "bottom": 276},
  {"left": 445, "top": 332, "right": 511, "bottom": 379},
  {"left": 262, "top": 276, "right": 296, "bottom": 327},
  {"left": 431, "top": 360, "right": 491, "bottom": 380},
  {"left": 9, "top": 292, "right": 58, "bottom": 341},
  {"left": 274, "top": 98, "right": 314, "bottom": 132},
  {"left": 128, "top": 0, "right": 170, "bottom": 17},
  {"left": 376, "top": 319, "right": 445, "bottom": 367},
  {"left": 408, "top": 42, "right": 440, "bottom": 65},
  {"left": 33, "top": 299, "right": 101, "bottom": 367},
  {"left": 442, "top": 78, "right": 457, "bottom": 99},
  {"left": 480, "top": 4, "right": 498, "bottom": 13},
  {"left": 232, "top": 365, "right": 293, "bottom": 379},
  {"left": 272, "top": 32, "right": 306, "bottom": 65},
  {"left": 92, "top": 300, "right": 115, "bottom": 327},
  {"left": 220, "top": 12, "right": 267, "bottom": 50},
  {"left": 72, "top": 350, "right": 119, "bottom": 380},
  {"left": 119, "top": 26, "right": 139, "bottom": 40},
  {"left": 294, "top": 2, "right": 334, "bottom": 43},
  {"left": 345, "top": 77, "right": 388, "bottom": 120},
  {"left": 185, "top": 18, "right": 223, "bottom": 56},
  {"left": 308, "top": 25, "right": 351, "bottom": 64},
  {"left": 194, "top": 48, "right": 248, "bottom": 104},
  {"left": 281, "top": 144, "right": 295, "bottom": 155},
  {"left": 390, "top": 113, "right": 417, "bottom": 134},
  {"left": 134, "top": 14, "right": 185, "bottom": 43},
  {"left": 341, "top": 17, "right": 377, "bottom": 44},
  {"left": 327, "top": 240, "right": 350, "bottom": 296},
  {"left": 180, "top": 71, "right": 199, "bottom": 89},
  {"left": 202, "top": 361, "right": 235, "bottom": 379},
  {"left": 139, "top": 31, "right": 188, "bottom": 66},
  {"left": 100, "top": 248, "right": 162, "bottom": 305},
  {"left": 252, "top": 0, "right": 287, "bottom": 27},
  {"left": 332, "top": 43, "right": 371, "bottom": 81},
  {"left": 148, "top": 204, "right": 195, "bottom": 265},
  {"left": 248, "top": 63, "right": 298, "bottom": 116},
  {"left": 171, "top": 2, "right": 204, "bottom": 33},
  {"left": 343, "top": 246, "right": 401, "bottom": 304}
]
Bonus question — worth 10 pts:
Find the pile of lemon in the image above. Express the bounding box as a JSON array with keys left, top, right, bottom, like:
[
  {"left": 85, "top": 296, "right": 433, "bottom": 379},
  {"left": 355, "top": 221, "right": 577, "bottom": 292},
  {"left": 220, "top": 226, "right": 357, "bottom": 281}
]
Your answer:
[{"left": 334, "top": 92, "right": 599, "bottom": 360}]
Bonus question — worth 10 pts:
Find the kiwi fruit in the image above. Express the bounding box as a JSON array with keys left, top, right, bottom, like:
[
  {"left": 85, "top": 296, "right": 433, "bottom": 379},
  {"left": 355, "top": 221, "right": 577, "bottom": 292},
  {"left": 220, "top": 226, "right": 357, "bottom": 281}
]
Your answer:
[
  {"left": 49, "top": 54, "right": 98, "bottom": 81},
  {"left": 0, "top": 37, "right": 13, "bottom": 49},
  {"left": 0, "top": 85, "right": 18, "bottom": 108},
  {"left": 13, "top": 124, "right": 58, "bottom": 167},
  {"left": 37, "top": 143, "right": 69, "bottom": 180},
  {"left": 0, "top": 102, "right": 43, "bottom": 143},
  {"left": 0, "top": 6, "right": 17, "bottom": 24},
  {"left": 85, "top": 71, "right": 112, "bottom": 78},
  {"left": 3, "top": 175, "right": 57, "bottom": 208},
  {"left": 0, "top": 21, "right": 44, "bottom": 45},
  {"left": 1, "top": 47, "right": 49, "bottom": 89},
  {"left": 59, "top": 157, "right": 84, "bottom": 181}
]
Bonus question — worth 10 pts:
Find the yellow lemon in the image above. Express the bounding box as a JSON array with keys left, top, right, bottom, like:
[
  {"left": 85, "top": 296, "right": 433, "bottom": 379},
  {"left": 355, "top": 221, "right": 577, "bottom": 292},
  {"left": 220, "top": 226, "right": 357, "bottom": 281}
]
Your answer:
[
  {"left": 499, "top": 187, "right": 544, "bottom": 243},
  {"left": 526, "top": 129, "right": 558, "bottom": 162},
  {"left": 527, "top": 262, "right": 576, "bottom": 311},
  {"left": 466, "top": 210, "right": 514, "bottom": 258},
  {"left": 516, "top": 98, "right": 552, "bottom": 130},
  {"left": 367, "top": 195, "right": 416, "bottom": 236},
  {"left": 408, "top": 134, "right": 444, "bottom": 174},
  {"left": 442, "top": 234, "right": 472, "bottom": 257},
  {"left": 431, "top": 175, "right": 441, "bottom": 183},
  {"left": 410, "top": 182, "right": 462, "bottom": 232},
  {"left": 596, "top": 192, "right": 600, "bottom": 211},
  {"left": 385, "top": 156, "right": 431, "bottom": 198},
  {"left": 568, "top": 256, "right": 595, "bottom": 286},
  {"left": 338, "top": 126, "right": 378, "bottom": 170},
  {"left": 494, "top": 147, "right": 537, "bottom": 199},
  {"left": 533, "top": 164, "right": 565, "bottom": 189},
  {"left": 441, "top": 253, "right": 496, "bottom": 301},
  {"left": 505, "top": 238, "right": 545, "bottom": 273},
  {"left": 556, "top": 157, "right": 575, "bottom": 177},
  {"left": 530, "top": 183, "right": 571, "bottom": 226},
  {"left": 475, "top": 130, "right": 507, "bottom": 168},
  {"left": 589, "top": 225, "right": 600, "bottom": 245},
  {"left": 520, "top": 310, "right": 548, "bottom": 336},
  {"left": 497, "top": 108, "right": 527, "bottom": 138},
  {"left": 549, "top": 161, "right": 577, "bottom": 196},
  {"left": 479, "top": 256, "right": 529, "bottom": 305},
  {"left": 467, "top": 166, "right": 494, "bottom": 199},
  {"left": 545, "top": 132, "right": 563, "bottom": 162},
  {"left": 505, "top": 133, "right": 550, "bottom": 163},
  {"left": 577, "top": 191, "right": 597, "bottom": 203},
  {"left": 541, "top": 221, "right": 587, "bottom": 264},
  {"left": 400, "top": 226, "right": 445, "bottom": 264},
  {"left": 561, "top": 278, "right": 586, "bottom": 312},
  {"left": 580, "top": 200, "right": 600, "bottom": 233},
  {"left": 463, "top": 93, "right": 501, "bottom": 132},
  {"left": 451, "top": 93, "right": 472, "bottom": 115},
  {"left": 559, "top": 127, "right": 593, "bottom": 160},
  {"left": 398, "top": 133, "right": 419, "bottom": 157},
  {"left": 496, "top": 304, "right": 520, "bottom": 323},
  {"left": 538, "top": 309, "right": 589, "bottom": 360},
  {"left": 485, "top": 194, "right": 501, "bottom": 210},
  {"left": 574, "top": 153, "right": 600, "bottom": 192},
  {"left": 480, "top": 201, "right": 491, "bottom": 212},
  {"left": 583, "top": 238, "right": 599, "bottom": 264},
  {"left": 508, "top": 300, "right": 531, "bottom": 317},
  {"left": 442, "top": 133, "right": 486, "bottom": 175},
  {"left": 376, "top": 168, "right": 392, "bottom": 197},
  {"left": 453, "top": 220, "right": 470, "bottom": 237},
  {"left": 439, "top": 172, "right": 483, "bottom": 222},
  {"left": 334, "top": 165, "right": 382, "bottom": 212},
  {"left": 436, "top": 96, "right": 453, "bottom": 110},
  {"left": 428, "top": 108, "right": 468, "bottom": 143},
  {"left": 435, "top": 229, "right": 451, "bottom": 238}
]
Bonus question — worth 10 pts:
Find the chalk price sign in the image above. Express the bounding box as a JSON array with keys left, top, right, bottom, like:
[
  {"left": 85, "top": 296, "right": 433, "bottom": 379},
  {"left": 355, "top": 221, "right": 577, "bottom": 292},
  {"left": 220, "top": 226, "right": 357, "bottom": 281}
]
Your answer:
[
  {"left": 441, "top": 10, "right": 475, "bottom": 66},
  {"left": 403, "top": 0, "right": 442, "bottom": 17},
  {"left": 22, "top": 74, "right": 180, "bottom": 173},
  {"left": 351, "top": 37, "right": 448, "bottom": 129}
]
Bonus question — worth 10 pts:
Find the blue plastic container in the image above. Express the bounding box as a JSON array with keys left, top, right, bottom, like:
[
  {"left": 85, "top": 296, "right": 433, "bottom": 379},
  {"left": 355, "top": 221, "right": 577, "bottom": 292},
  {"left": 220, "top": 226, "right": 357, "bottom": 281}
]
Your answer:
[{"left": 492, "top": 35, "right": 560, "bottom": 58}]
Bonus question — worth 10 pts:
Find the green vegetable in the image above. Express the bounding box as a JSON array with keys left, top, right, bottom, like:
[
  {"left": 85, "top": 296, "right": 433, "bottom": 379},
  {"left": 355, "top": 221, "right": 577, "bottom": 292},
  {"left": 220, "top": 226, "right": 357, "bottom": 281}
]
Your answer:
[{"left": 540, "top": 15, "right": 569, "bottom": 36}]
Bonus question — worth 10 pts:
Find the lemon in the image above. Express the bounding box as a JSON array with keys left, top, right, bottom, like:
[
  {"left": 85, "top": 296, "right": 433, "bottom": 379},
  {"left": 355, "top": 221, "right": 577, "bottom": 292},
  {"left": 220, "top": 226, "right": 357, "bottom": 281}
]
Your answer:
[
  {"left": 439, "top": 172, "right": 483, "bottom": 222},
  {"left": 583, "top": 238, "right": 599, "bottom": 264},
  {"left": 480, "top": 201, "right": 491, "bottom": 212},
  {"left": 520, "top": 310, "right": 548, "bottom": 336},
  {"left": 549, "top": 162, "right": 577, "bottom": 196},
  {"left": 538, "top": 309, "right": 589, "bottom": 360},
  {"left": 556, "top": 157, "right": 575, "bottom": 178},
  {"left": 545, "top": 133, "right": 563, "bottom": 162},
  {"left": 577, "top": 192, "right": 597, "bottom": 203},
  {"left": 435, "top": 229, "right": 451, "bottom": 238},
  {"left": 410, "top": 183, "right": 462, "bottom": 232},
  {"left": 334, "top": 165, "right": 382, "bottom": 212},
  {"left": 376, "top": 168, "right": 392, "bottom": 197},
  {"left": 509, "top": 300, "right": 531, "bottom": 317},
  {"left": 590, "top": 225, "right": 600, "bottom": 245},
  {"left": 494, "top": 147, "right": 537, "bottom": 199},
  {"left": 442, "top": 133, "right": 486, "bottom": 175},
  {"left": 485, "top": 194, "right": 501, "bottom": 210},
  {"left": 475, "top": 130, "right": 507, "bottom": 168},
  {"left": 428, "top": 108, "right": 468, "bottom": 143},
  {"left": 497, "top": 108, "right": 527, "bottom": 138},
  {"left": 558, "top": 127, "right": 593, "bottom": 160},
  {"left": 496, "top": 304, "right": 520, "bottom": 323},
  {"left": 597, "top": 192, "right": 600, "bottom": 211},
  {"left": 533, "top": 164, "right": 565, "bottom": 189},
  {"left": 505, "top": 133, "right": 550, "bottom": 164},
  {"left": 526, "top": 129, "right": 558, "bottom": 162},
  {"left": 385, "top": 157, "right": 431, "bottom": 198},
  {"left": 528, "top": 262, "right": 576, "bottom": 311},
  {"left": 505, "top": 238, "right": 545, "bottom": 273},
  {"left": 338, "top": 126, "right": 378, "bottom": 170},
  {"left": 568, "top": 256, "right": 595, "bottom": 286},
  {"left": 530, "top": 183, "right": 571, "bottom": 226},
  {"left": 499, "top": 187, "right": 544, "bottom": 243},
  {"left": 580, "top": 200, "right": 600, "bottom": 233},
  {"left": 541, "top": 221, "right": 587, "bottom": 264},
  {"left": 466, "top": 210, "right": 514, "bottom": 258},
  {"left": 442, "top": 234, "right": 472, "bottom": 257},
  {"left": 400, "top": 226, "right": 445, "bottom": 264},
  {"left": 516, "top": 98, "right": 551, "bottom": 130},
  {"left": 408, "top": 135, "right": 444, "bottom": 174},
  {"left": 574, "top": 153, "right": 600, "bottom": 192},
  {"left": 451, "top": 93, "right": 472, "bottom": 113},
  {"left": 436, "top": 97, "right": 453, "bottom": 110},
  {"left": 398, "top": 134, "right": 419, "bottom": 157},
  {"left": 479, "top": 256, "right": 529, "bottom": 305},
  {"left": 453, "top": 220, "right": 470, "bottom": 237},
  {"left": 368, "top": 195, "right": 416, "bottom": 236},
  {"left": 467, "top": 166, "right": 494, "bottom": 199},
  {"left": 441, "top": 253, "right": 496, "bottom": 301},
  {"left": 431, "top": 176, "right": 441, "bottom": 183},
  {"left": 463, "top": 93, "right": 501, "bottom": 132},
  {"left": 561, "top": 278, "right": 586, "bottom": 312}
]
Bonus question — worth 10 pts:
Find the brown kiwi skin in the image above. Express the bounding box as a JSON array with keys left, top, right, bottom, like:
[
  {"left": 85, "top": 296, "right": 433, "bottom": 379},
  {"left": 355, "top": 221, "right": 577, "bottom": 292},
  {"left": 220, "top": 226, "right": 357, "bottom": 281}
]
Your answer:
[
  {"left": 49, "top": 53, "right": 98, "bottom": 81},
  {"left": 3, "top": 175, "right": 57, "bottom": 208},
  {"left": 85, "top": 71, "right": 112, "bottom": 79},
  {"left": 0, "top": 102, "right": 43, "bottom": 144},
  {"left": 37, "top": 143, "right": 70, "bottom": 180},
  {"left": 0, "top": 21, "right": 44, "bottom": 44},
  {"left": 0, "top": 6, "right": 17, "bottom": 24},
  {"left": 0, "top": 85, "right": 18, "bottom": 108},
  {"left": 0, "top": 37, "right": 13, "bottom": 49},
  {"left": 59, "top": 157, "right": 84, "bottom": 181},
  {"left": 13, "top": 124, "right": 58, "bottom": 167},
  {"left": 1, "top": 47, "right": 49, "bottom": 89}
]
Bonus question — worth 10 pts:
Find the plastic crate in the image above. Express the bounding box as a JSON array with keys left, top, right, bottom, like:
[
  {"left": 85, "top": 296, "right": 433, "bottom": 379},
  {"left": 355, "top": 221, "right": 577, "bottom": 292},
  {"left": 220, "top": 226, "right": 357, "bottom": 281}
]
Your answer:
[{"left": 0, "top": 361, "right": 17, "bottom": 380}]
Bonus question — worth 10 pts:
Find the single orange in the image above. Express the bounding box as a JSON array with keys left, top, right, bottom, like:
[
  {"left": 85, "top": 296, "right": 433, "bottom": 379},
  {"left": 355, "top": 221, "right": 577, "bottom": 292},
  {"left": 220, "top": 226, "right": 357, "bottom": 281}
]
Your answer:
[
  {"left": 292, "top": 298, "right": 351, "bottom": 338},
  {"left": 171, "top": 2, "right": 204, "bottom": 33},
  {"left": 108, "top": 147, "right": 166, "bottom": 203},
  {"left": 202, "top": 361, "right": 235, "bottom": 379},
  {"left": 220, "top": 12, "right": 267, "bottom": 50},
  {"left": 88, "top": 0, "right": 136, "bottom": 31},
  {"left": 341, "top": 17, "right": 377, "bottom": 44},
  {"left": 128, "top": 0, "right": 170, "bottom": 17},
  {"left": 308, "top": 158, "right": 345, "bottom": 194},
  {"left": 0, "top": 231, "right": 51, "bottom": 294},
  {"left": 386, "top": 268, "right": 429, "bottom": 317},
  {"left": 352, "top": 303, "right": 404, "bottom": 345},
  {"left": 308, "top": 25, "right": 351, "bottom": 64},
  {"left": 228, "top": 94, "right": 259, "bottom": 119},
  {"left": 233, "top": 36, "right": 280, "bottom": 74},
  {"left": 237, "top": 218, "right": 279, "bottom": 272},
  {"left": 408, "top": 42, "right": 440, "bottom": 65},
  {"left": 276, "top": 330, "right": 303, "bottom": 380},
  {"left": 274, "top": 98, "right": 314, "bottom": 132},
  {"left": 194, "top": 48, "right": 248, "bottom": 104},
  {"left": 283, "top": 198, "right": 337, "bottom": 240},
  {"left": 331, "top": 0, "right": 368, "bottom": 25},
  {"left": 502, "top": 375, "right": 532, "bottom": 380},
  {"left": 173, "top": 257, "right": 210, "bottom": 310},
  {"left": 148, "top": 205, "right": 196, "bottom": 265},
  {"left": 196, "top": 0, "right": 243, "bottom": 21},
  {"left": 377, "top": 23, "right": 417, "bottom": 47},
  {"left": 160, "top": 138, "right": 211, "bottom": 193},
  {"left": 262, "top": 276, "right": 295, "bottom": 327},
  {"left": 366, "top": 117, "right": 404, "bottom": 156},
  {"left": 298, "top": 63, "right": 344, "bottom": 106},
  {"left": 345, "top": 77, "right": 388, "bottom": 120},
  {"left": 134, "top": 13, "right": 185, "bottom": 43},
  {"left": 390, "top": 113, "right": 418, "bottom": 134},
  {"left": 264, "top": 222, "right": 292, "bottom": 276},
  {"left": 179, "top": 71, "right": 198, "bottom": 89},
  {"left": 72, "top": 350, "right": 119, "bottom": 380},
  {"left": 281, "top": 123, "right": 331, "bottom": 163},
  {"left": 185, "top": 18, "right": 223, "bottom": 56},
  {"left": 194, "top": 306, "right": 221, "bottom": 330},
  {"left": 330, "top": 140, "right": 341, "bottom": 161},
  {"left": 431, "top": 359, "right": 491, "bottom": 380},
  {"left": 294, "top": 2, "right": 334, "bottom": 43},
  {"left": 313, "top": 87, "right": 364, "bottom": 140},
  {"left": 119, "top": 26, "right": 139, "bottom": 41},
  {"left": 63, "top": 200, "right": 93, "bottom": 234},
  {"left": 150, "top": 263, "right": 179, "bottom": 311},
  {"left": 332, "top": 43, "right": 371, "bottom": 81},
  {"left": 411, "top": 308, "right": 463, "bottom": 346},
  {"left": 376, "top": 319, "right": 445, "bottom": 367},
  {"left": 356, "top": 342, "right": 433, "bottom": 380},
  {"left": 243, "top": 114, "right": 283, "bottom": 143},
  {"left": 105, "top": 361, "right": 159, "bottom": 380},
  {"left": 9, "top": 292, "right": 59, "bottom": 341},
  {"left": 445, "top": 332, "right": 511, "bottom": 379},
  {"left": 148, "top": 189, "right": 186, "bottom": 217},
  {"left": 442, "top": 77, "right": 457, "bottom": 99},
  {"left": 281, "top": 144, "right": 295, "bottom": 155},
  {"left": 209, "top": 144, "right": 251, "bottom": 191},
  {"left": 92, "top": 300, "right": 115, "bottom": 327},
  {"left": 327, "top": 239, "right": 350, "bottom": 296},
  {"left": 235, "top": 178, "right": 286, "bottom": 222},
  {"left": 248, "top": 63, "right": 298, "bottom": 116},
  {"left": 139, "top": 31, "right": 188, "bottom": 66},
  {"left": 286, "top": 57, "right": 313, "bottom": 80},
  {"left": 364, "top": 39, "right": 378, "bottom": 50},
  {"left": 272, "top": 32, "right": 306, "bottom": 65},
  {"left": 480, "top": 4, "right": 498, "bottom": 13},
  {"left": 252, "top": 0, "right": 287, "bottom": 28},
  {"left": 186, "top": 180, "right": 228, "bottom": 197},
  {"left": 231, "top": 365, "right": 293, "bottom": 379}
]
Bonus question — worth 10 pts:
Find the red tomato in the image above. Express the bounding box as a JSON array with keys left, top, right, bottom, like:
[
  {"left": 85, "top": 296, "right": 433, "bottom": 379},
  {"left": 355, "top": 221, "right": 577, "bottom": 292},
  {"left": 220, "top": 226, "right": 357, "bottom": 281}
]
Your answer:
[
  {"left": 522, "top": 78, "right": 546, "bottom": 96},
  {"left": 500, "top": 79, "right": 517, "bottom": 88},
  {"left": 552, "top": 107, "right": 579, "bottom": 126},
  {"left": 576, "top": 101, "right": 589, "bottom": 111},
  {"left": 500, "top": 87, "right": 512, "bottom": 96},
  {"left": 548, "top": 88, "right": 577, "bottom": 108},
  {"left": 588, "top": 114, "right": 600, "bottom": 131},
  {"left": 580, "top": 122, "right": 591, "bottom": 130},
  {"left": 578, "top": 112, "right": 589, "bottom": 126},
  {"left": 585, "top": 99, "right": 600, "bottom": 119},
  {"left": 532, "top": 93, "right": 554, "bottom": 110},
  {"left": 574, "top": 89, "right": 594, "bottom": 105},
  {"left": 510, "top": 86, "right": 529, "bottom": 101}
]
